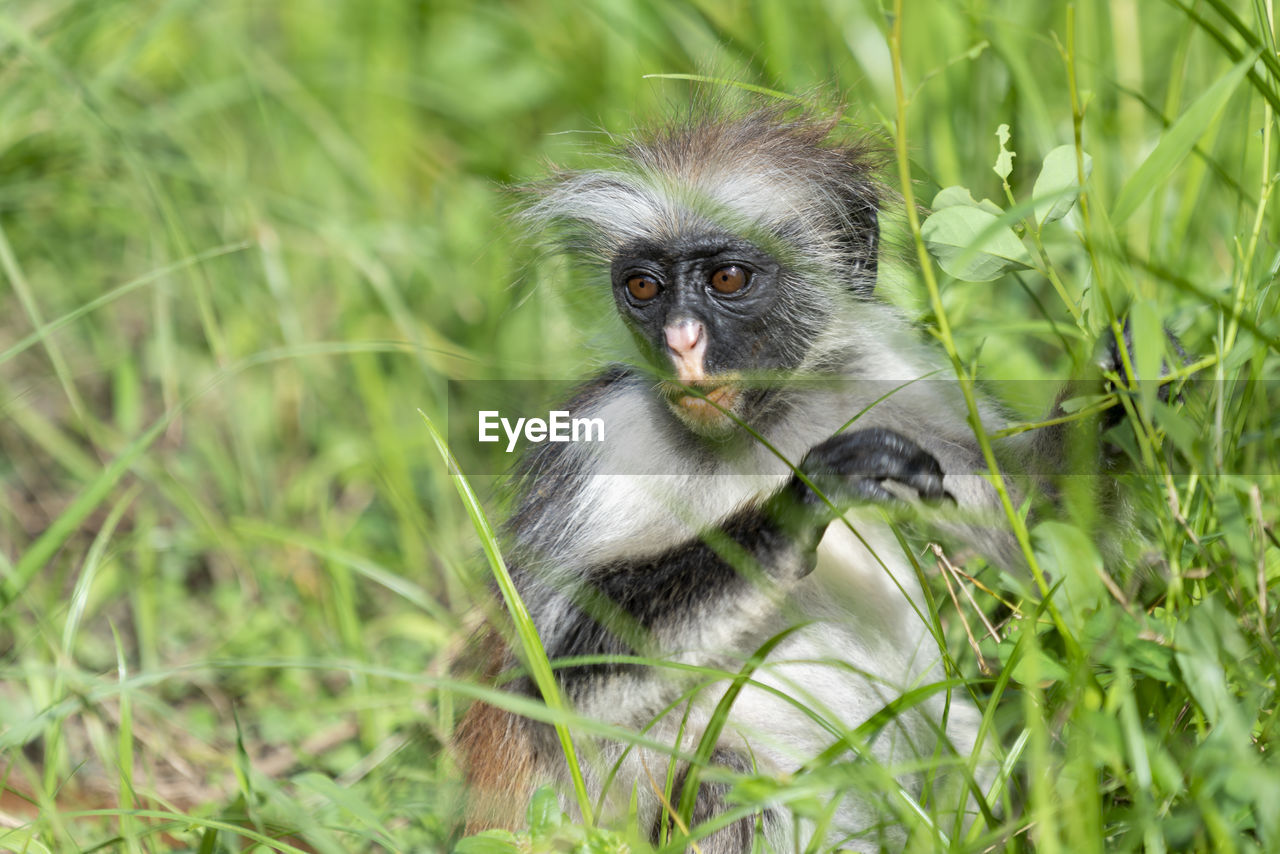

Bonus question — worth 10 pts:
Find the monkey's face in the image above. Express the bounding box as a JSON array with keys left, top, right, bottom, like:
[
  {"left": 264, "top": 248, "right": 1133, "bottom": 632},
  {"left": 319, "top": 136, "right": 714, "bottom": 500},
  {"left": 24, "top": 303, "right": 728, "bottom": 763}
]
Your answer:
[{"left": 610, "top": 232, "right": 818, "bottom": 435}]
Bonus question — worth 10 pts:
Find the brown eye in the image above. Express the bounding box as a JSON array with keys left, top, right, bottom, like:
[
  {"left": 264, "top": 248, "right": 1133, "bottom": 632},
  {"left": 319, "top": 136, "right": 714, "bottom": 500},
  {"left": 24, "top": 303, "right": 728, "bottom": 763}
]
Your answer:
[
  {"left": 626, "top": 275, "right": 659, "bottom": 301},
  {"left": 710, "top": 265, "right": 748, "bottom": 294}
]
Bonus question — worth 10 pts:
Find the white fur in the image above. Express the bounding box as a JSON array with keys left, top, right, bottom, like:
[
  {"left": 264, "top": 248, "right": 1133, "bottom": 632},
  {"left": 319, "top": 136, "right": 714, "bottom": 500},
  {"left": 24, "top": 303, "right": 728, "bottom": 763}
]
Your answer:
[{"left": 521, "top": 330, "right": 1006, "bottom": 849}]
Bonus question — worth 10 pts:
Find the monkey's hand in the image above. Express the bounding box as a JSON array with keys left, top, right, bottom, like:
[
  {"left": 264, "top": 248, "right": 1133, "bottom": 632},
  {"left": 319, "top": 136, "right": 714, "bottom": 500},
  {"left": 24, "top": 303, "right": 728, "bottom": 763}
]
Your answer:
[
  {"left": 768, "top": 427, "right": 949, "bottom": 547},
  {"left": 1100, "top": 320, "right": 1190, "bottom": 430}
]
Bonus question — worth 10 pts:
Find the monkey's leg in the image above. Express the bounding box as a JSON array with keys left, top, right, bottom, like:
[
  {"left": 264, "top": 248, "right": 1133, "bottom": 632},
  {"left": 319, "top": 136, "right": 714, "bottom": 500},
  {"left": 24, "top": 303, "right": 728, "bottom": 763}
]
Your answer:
[
  {"left": 654, "top": 747, "right": 765, "bottom": 854},
  {"left": 454, "top": 690, "right": 538, "bottom": 833}
]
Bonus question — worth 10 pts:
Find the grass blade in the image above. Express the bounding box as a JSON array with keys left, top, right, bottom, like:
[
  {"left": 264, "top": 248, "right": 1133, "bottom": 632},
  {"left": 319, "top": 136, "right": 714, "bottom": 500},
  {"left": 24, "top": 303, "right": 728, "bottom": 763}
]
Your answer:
[
  {"left": 419, "top": 410, "right": 595, "bottom": 825},
  {"left": 1112, "top": 50, "right": 1259, "bottom": 226}
]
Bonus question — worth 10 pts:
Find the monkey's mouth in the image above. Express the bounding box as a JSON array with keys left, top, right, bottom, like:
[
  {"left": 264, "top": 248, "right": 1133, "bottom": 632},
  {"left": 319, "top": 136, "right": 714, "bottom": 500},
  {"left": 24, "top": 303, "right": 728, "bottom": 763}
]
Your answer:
[{"left": 662, "top": 381, "right": 742, "bottom": 430}]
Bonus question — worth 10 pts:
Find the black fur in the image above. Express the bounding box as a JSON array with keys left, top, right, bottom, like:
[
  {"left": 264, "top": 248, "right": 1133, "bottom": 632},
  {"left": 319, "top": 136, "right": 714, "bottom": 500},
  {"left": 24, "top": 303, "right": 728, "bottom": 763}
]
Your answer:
[
  {"left": 537, "top": 499, "right": 810, "bottom": 697},
  {"left": 520, "top": 425, "right": 949, "bottom": 702},
  {"left": 657, "top": 747, "right": 769, "bottom": 853}
]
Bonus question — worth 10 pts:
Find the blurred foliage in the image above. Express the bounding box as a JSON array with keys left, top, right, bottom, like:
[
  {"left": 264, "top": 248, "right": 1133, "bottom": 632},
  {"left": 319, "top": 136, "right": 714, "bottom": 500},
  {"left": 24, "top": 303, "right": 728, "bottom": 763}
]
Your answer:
[{"left": 0, "top": 0, "right": 1277, "bottom": 852}]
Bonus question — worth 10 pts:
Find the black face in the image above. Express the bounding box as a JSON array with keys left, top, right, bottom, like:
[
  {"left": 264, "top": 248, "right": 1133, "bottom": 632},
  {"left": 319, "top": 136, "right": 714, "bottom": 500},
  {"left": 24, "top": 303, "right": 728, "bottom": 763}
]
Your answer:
[{"left": 609, "top": 234, "right": 797, "bottom": 378}]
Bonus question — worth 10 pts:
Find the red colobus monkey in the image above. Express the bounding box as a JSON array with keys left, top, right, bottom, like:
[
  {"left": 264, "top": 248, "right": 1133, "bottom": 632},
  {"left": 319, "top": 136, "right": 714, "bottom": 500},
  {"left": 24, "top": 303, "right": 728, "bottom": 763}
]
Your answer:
[{"left": 455, "top": 107, "right": 1047, "bottom": 853}]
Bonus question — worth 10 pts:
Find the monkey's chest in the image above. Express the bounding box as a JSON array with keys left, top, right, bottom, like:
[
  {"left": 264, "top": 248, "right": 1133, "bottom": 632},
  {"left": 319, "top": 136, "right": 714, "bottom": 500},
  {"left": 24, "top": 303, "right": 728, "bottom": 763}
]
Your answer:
[{"left": 715, "top": 519, "right": 944, "bottom": 763}]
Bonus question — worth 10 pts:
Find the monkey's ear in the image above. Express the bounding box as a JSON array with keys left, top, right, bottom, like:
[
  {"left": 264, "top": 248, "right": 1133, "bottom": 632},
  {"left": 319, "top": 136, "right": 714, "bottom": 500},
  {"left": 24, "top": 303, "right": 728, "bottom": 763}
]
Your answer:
[
  {"left": 841, "top": 203, "right": 879, "bottom": 297},
  {"left": 850, "top": 207, "right": 878, "bottom": 295}
]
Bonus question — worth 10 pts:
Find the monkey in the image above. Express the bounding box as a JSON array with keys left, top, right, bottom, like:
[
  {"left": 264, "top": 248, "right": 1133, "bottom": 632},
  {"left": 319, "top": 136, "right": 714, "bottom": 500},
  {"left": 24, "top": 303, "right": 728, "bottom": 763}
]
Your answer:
[{"left": 453, "top": 105, "right": 1057, "bottom": 853}]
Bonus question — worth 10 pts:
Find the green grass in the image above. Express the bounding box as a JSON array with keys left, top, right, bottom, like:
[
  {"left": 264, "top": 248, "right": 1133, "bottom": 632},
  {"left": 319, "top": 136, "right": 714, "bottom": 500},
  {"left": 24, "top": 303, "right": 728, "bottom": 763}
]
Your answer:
[{"left": 0, "top": 0, "right": 1277, "bottom": 851}]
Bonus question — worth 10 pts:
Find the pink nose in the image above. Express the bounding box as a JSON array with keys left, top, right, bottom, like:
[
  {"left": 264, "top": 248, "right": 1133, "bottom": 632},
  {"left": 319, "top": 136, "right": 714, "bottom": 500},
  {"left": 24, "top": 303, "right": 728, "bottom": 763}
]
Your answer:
[
  {"left": 664, "top": 319, "right": 707, "bottom": 383},
  {"left": 664, "top": 319, "right": 704, "bottom": 355}
]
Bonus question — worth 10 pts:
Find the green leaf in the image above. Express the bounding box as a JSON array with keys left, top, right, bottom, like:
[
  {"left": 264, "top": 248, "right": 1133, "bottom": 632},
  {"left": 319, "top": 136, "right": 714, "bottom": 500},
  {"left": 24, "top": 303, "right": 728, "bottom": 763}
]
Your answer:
[
  {"left": 999, "top": 637, "right": 1069, "bottom": 686},
  {"left": 1111, "top": 50, "right": 1259, "bottom": 225},
  {"left": 453, "top": 830, "right": 520, "bottom": 854},
  {"left": 1033, "top": 145, "right": 1093, "bottom": 225},
  {"left": 1057, "top": 393, "right": 1110, "bottom": 414},
  {"left": 932, "top": 185, "right": 1003, "bottom": 215},
  {"left": 527, "top": 786, "right": 562, "bottom": 834},
  {"left": 921, "top": 205, "right": 1033, "bottom": 281},
  {"left": 1153, "top": 399, "right": 1199, "bottom": 461},
  {"left": 1032, "top": 521, "right": 1105, "bottom": 623},
  {"left": 993, "top": 123, "right": 1015, "bottom": 181}
]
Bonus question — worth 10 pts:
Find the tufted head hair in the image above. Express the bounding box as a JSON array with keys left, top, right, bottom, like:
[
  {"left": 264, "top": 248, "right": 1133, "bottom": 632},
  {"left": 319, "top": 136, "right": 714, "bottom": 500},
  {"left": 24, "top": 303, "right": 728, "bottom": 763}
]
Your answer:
[{"left": 521, "top": 104, "right": 888, "bottom": 298}]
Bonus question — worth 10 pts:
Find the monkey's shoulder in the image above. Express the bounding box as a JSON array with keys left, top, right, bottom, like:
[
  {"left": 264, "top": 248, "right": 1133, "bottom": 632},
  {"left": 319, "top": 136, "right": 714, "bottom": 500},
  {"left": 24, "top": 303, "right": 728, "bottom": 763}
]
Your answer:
[
  {"left": 563, "top": 363, "right": 637, "bottom": 412},
  {"left": 502, "top": 365, "right": 671, "bottom": 561},
  {"left": 505, "top": 365, "right": 644, "bottom": 500},
  {"left": 511, "top": 364, "right": 638, "bottom": 470}
]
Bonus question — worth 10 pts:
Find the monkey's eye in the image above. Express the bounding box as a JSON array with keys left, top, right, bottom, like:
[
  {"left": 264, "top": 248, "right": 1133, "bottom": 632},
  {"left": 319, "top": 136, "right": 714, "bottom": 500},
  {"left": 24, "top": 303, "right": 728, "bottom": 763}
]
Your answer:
[
  {"left": 709, "top": 265, "right": 749, "bottom": 294},
  {"left": 626, "top": 275, "right": 660, "bottom": 301}
]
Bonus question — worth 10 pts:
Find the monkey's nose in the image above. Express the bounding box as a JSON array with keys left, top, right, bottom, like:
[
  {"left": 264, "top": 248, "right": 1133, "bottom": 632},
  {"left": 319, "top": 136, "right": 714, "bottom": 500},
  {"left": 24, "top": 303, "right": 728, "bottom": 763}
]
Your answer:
[
  {"left": 664, "top": 319, "right": 707, "bottom": 382},
  {"left": 664, "top": 319, "right": 704, "bottom": 356}
]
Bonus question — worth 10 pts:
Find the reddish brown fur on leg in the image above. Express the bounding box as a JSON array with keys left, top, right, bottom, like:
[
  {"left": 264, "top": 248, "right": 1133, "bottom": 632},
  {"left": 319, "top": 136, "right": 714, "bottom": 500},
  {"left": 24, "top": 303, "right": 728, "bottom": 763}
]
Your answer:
[{"left": 454, "top": 695, "right": 536, "bottom": 834}]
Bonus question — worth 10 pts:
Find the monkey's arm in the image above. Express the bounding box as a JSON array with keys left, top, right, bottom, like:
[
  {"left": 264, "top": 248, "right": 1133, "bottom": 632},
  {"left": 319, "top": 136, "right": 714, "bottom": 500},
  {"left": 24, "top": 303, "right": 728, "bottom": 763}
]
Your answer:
[
  {"left": 533, "top": 426, "right": 948, "bottom": 712},
  {"left": 459, "top": 427, "right": 948, "bottom": 835},
  {"left": 542, "top": 499, "right": 812, "bottom": 702}
]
